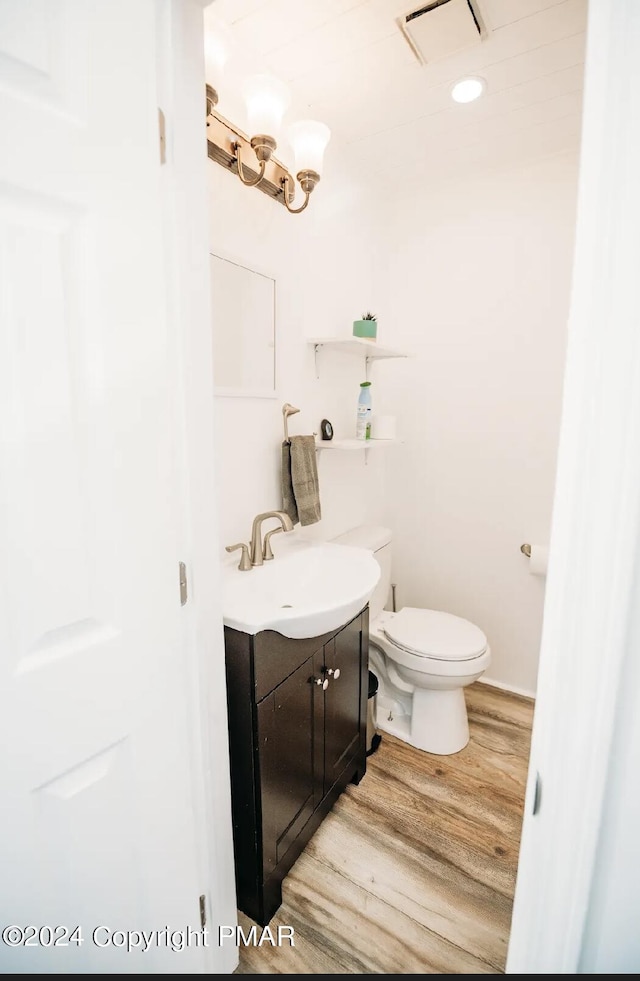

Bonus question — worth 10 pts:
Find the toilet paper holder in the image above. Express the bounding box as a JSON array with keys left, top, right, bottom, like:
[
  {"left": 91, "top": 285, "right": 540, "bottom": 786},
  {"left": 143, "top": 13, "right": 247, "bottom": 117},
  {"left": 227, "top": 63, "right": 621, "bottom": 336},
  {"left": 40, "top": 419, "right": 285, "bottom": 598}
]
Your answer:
[{"left": 521, "top": 542, "right": 549, "bottom": 577}]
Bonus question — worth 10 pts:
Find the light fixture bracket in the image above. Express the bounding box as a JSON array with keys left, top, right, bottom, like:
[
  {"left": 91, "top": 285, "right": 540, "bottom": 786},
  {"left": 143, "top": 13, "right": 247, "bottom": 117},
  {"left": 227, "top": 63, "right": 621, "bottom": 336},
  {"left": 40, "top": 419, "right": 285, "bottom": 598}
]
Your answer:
[
  {"left": 297, "top": 169, "right": 320, "bottom": 194},
  {"left": 205, "top": 84, "right": 218, "bottom": 117},
  {"left": 281, "top": 170, "right": 321, "bottom": 214},
  {"left": 250, "top": 134, "right": 277, "bottom": 163}
]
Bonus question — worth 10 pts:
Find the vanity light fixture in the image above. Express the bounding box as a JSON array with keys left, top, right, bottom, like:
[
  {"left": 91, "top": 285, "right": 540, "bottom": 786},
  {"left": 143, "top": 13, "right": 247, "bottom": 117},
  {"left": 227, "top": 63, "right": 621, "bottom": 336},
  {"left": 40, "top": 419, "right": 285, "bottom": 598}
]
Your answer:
[
  {"left": 205, "top": 73, "right": 331, "bottom": 214},
  {"left": 235, "top": 74, "right": 290, "bottom": 188},
  {"left": 283, "top": 119, "right": 331, "bottom": 214},
  {"left": 451, "top": 75, "right": 486, "bottom": 103}
]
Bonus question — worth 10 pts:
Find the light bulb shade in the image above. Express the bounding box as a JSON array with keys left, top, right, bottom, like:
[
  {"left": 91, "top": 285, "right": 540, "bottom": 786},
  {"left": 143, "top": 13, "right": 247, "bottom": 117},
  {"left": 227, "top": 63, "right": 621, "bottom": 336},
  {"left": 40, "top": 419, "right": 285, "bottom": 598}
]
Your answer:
[
  {"left": 242, "top": 74, "right": 290, "bottom": 138},
  {"left": 287, "top": 120, "right": 331, "bottom": 176}
]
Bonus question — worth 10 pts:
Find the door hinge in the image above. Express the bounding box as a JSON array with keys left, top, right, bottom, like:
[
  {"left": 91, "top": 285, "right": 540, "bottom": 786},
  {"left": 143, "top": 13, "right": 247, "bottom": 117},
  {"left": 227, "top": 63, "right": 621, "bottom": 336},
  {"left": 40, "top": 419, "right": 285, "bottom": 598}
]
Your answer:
[
  {"left": 199, "top": 893, "right": 206, "bottom": 929},
  {"left": 158, "top": 107, "right": 166, "bottom": 164},
  {"left": 179, "top": 561, "right": 188, "bottom": 606},
  {"left": 532, "top": 770, "right": 542, "bottom": 815}
]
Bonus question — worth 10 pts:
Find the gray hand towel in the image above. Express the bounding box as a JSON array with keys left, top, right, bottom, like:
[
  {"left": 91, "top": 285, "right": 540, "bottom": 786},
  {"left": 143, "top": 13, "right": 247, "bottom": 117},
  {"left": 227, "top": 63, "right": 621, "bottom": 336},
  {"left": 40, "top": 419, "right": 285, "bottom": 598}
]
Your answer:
[
  {"left": 282, "top": 435, "right": 321, "bottom": 527},
  {"left": 281, "top": 440, "right": 299, "bottom": 526}
]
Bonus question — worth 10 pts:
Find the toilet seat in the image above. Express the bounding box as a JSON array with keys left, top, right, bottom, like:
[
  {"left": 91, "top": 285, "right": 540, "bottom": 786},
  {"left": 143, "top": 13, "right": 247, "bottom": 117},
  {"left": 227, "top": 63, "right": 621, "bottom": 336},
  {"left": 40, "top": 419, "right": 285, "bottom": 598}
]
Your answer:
[{"left": 383, "top": 607, "right": 488, "bottom": 662}]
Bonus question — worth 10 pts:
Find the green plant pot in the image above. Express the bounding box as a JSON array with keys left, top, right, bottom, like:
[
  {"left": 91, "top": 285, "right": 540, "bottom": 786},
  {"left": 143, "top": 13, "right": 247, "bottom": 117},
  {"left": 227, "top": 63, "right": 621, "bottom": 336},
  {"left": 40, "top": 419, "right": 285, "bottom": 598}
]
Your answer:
[{"left": 353, "top": 319, "right": 377, "bottom": 340}]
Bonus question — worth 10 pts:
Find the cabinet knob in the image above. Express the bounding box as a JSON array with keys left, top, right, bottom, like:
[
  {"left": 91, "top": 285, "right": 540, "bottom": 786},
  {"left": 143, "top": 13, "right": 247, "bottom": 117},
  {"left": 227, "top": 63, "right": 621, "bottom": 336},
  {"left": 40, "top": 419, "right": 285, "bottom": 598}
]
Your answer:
[
  {"left": 314, "top": 677, "right": 329, "bottom": 690},
  {"left": 328, "top": 668, "right": 340, "bottom": 679}
]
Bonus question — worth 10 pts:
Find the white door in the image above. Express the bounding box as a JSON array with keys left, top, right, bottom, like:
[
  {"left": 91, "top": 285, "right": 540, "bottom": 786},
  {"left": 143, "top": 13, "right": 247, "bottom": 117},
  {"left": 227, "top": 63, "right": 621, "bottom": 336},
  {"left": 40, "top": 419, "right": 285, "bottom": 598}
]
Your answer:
[{"left": 0, "top": 0, "right": 205, "bottom": 971}]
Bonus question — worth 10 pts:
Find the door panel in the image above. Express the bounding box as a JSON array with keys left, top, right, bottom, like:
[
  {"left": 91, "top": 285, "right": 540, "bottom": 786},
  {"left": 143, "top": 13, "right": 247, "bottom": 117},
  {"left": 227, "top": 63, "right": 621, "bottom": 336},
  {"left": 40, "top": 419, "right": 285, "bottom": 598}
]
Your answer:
[
  {"left": 324, "top": 615, "right": 363, "bottom": 791},
  {"left": 258, "top": 654, "right": 320, "bottom": 874},
  {"left": 0, "top": 0, "right": 86, "bottom": 119},
  {"left": 0, "top": 0, "right": 204, "bottom": 971}
]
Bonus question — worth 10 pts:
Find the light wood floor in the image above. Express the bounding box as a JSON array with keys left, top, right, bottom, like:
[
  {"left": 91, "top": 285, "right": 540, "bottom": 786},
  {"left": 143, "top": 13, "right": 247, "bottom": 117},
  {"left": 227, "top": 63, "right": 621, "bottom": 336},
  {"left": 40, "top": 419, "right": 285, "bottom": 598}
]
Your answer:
[{"left": 235, "top": 681, "right": 534, "bottom": 975}]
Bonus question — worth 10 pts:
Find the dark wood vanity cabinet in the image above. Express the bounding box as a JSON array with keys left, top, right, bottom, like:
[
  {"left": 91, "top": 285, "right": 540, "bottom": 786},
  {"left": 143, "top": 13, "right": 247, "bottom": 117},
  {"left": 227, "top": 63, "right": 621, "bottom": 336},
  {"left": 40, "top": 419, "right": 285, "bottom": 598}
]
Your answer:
[{"left": 224, "top": 607, "right": 369, "bottom": 925}]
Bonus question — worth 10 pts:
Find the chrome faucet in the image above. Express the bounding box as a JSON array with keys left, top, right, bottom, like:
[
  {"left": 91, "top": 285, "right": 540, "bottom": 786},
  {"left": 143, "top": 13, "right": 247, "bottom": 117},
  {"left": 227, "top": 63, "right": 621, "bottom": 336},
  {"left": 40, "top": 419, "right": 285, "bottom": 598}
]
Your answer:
[{"left": 249, "top": 510, "right": 294, "bottom": 566}]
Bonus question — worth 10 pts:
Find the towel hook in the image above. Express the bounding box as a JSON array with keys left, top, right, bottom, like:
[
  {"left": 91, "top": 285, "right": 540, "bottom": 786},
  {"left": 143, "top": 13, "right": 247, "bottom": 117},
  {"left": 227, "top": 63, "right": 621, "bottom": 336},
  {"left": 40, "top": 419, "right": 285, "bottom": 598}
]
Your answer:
[{"left": 282, "top": 402, "right": 300, "bottom": 443}]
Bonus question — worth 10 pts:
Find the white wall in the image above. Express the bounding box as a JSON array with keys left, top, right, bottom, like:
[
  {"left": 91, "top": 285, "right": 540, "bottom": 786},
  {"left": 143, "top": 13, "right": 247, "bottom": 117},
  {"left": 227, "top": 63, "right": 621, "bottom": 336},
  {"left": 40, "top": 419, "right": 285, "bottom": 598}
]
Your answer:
[
  {"left": 208, "top": 150, "right": 579, "bottom": 695},
  {"left": 379, "top": 152, "right": 579, "bottom": 694},
  {"left": 208, "top": 163, "right": 390, "bottom": 551}
]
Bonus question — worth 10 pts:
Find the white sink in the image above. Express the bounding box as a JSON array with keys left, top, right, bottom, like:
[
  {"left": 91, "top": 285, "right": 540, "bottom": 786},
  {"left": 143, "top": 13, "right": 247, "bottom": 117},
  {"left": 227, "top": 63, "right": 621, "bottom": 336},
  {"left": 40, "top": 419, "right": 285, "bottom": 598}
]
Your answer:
[{"left": 221, "top": 535, "right": 380, "bottom": 639}]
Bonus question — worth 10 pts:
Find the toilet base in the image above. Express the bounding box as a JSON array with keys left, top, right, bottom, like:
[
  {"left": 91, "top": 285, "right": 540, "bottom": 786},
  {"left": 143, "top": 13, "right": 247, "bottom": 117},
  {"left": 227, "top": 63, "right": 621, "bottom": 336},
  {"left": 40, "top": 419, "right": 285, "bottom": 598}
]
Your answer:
[
  {"left": 376, "top": 686, "right": 470, "bottom": 756},
  {"left": 411, "top": 687, "right": 469, "bottom": 755}
]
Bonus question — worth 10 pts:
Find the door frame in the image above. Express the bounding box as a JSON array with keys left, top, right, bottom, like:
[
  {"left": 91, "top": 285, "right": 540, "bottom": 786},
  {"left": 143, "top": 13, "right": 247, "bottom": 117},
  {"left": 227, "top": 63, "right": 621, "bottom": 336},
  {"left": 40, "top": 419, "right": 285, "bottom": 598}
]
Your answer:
[
  {"left": 506, "top": 0, "right": 640, "bottom": 970},
  {"left": 159, "top": 0, "right": 237, "bottom": 972},
  {"left": 170, "top": 0, "right": 640, "bottom": 971}
]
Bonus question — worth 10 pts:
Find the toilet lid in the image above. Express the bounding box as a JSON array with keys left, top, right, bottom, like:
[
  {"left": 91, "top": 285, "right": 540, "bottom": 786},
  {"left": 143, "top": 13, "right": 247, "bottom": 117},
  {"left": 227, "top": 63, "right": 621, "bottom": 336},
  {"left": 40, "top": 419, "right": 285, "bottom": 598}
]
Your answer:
[{"left": 384, "top": 608, "right": 488, "bottom": 661}]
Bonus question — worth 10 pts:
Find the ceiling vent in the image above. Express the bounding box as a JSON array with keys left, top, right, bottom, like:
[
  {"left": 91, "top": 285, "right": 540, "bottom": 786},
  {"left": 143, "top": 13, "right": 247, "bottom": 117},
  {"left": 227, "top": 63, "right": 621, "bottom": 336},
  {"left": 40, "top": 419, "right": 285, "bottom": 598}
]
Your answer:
[{"left": 399, "top": 0, "right": 485, "bottom": 65}]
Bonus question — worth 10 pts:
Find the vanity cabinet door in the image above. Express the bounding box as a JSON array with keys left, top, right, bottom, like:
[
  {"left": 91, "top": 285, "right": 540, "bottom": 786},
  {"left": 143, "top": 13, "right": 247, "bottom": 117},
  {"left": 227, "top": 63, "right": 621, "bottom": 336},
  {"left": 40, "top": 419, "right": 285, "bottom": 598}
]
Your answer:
[
  {"left": 257, "top": 649, "right": 324, "bottom": 877},
  {"left": 323, "top": 612, "right": 366, "bottom": 792}
]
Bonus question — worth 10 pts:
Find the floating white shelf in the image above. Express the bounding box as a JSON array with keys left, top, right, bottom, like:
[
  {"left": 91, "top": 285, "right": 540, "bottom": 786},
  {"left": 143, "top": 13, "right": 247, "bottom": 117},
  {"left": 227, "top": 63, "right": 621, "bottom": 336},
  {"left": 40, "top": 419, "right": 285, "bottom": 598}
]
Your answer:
[
  {"left": 315, "top": 438, "right": 400, "bottom": 451},
  {"left": 308, "top": 336, "right": 409, "bottom": 362}
]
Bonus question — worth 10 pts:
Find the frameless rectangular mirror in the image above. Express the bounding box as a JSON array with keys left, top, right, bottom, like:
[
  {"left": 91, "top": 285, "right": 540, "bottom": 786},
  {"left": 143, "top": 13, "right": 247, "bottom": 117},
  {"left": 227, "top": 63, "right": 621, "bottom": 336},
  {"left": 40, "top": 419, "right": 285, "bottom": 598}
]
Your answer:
[{"left": 209, "top": 252, "right": 276, "bottom": 398}]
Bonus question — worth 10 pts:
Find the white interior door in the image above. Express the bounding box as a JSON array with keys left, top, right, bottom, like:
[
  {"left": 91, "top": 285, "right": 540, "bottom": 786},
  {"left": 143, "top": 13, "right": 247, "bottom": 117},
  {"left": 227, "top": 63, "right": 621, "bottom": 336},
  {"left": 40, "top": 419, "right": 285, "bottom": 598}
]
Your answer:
[
  {"left": 507, "top": 0, "right": 640, "bottom": 971},
  {"left": 0, "top": 0, "right": 206, "bottom": 971}
]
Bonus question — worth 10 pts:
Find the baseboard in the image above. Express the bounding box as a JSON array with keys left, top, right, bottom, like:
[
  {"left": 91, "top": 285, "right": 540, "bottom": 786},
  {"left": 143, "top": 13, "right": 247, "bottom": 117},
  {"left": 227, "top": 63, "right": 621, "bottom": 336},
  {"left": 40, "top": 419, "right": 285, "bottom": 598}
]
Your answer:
[{"left": 479, "top": 676, "right": 536, "bottom": 701}]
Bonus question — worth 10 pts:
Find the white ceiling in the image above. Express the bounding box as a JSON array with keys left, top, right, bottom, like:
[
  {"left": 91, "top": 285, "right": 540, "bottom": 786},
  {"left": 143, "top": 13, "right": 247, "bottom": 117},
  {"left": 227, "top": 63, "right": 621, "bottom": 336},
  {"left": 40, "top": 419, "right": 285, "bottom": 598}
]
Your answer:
[{"left": 207, "top": 0, "right": 587, "bottom": 190}]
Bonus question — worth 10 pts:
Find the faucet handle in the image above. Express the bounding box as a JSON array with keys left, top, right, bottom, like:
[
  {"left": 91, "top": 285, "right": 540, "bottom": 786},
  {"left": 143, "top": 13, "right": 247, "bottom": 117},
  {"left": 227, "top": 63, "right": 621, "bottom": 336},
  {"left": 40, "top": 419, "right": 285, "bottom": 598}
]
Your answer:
[
  {"left": 225, "top": 542, "right": 252, "bottom": 572},
  {"left": 263, "top": 526, "right": 283, "bottom": 561}
]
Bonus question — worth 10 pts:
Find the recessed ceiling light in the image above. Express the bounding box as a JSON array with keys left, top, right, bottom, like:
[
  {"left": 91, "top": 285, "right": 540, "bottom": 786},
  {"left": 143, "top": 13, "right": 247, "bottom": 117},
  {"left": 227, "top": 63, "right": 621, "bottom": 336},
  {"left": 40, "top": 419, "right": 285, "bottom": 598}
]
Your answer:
[{"left": 451, "top": 76, "right": 486, "bottom": 104}]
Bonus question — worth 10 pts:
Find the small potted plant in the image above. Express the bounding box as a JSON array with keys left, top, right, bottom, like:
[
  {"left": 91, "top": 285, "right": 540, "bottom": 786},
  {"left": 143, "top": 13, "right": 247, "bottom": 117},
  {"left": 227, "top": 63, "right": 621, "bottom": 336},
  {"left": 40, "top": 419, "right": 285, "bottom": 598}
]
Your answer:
[{"left": 352, "top": 311, "right": 377, "bottom": 341}]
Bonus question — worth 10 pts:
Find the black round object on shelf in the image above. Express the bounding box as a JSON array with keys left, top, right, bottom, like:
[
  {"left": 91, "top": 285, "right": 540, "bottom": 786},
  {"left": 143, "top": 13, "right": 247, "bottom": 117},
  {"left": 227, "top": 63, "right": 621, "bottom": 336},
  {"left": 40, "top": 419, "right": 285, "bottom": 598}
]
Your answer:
[{"left": 320, "top": 418, "right": 334, "bottom": 440}]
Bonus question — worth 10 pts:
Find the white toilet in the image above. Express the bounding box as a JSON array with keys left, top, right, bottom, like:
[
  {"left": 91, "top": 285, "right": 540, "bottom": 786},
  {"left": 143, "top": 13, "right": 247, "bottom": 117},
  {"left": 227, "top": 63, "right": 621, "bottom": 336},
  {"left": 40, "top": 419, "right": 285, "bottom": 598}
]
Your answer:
[{"left": 333, "top": 525, "right": 491, "bottom": 755}]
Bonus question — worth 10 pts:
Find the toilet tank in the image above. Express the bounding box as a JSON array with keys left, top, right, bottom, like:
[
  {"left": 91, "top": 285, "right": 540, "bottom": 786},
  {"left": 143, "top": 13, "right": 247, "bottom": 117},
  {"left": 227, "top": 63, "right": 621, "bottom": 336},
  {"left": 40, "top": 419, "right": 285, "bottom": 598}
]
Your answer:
[{"left": 332, "top": 525, "right": 392, "bottom": 621}]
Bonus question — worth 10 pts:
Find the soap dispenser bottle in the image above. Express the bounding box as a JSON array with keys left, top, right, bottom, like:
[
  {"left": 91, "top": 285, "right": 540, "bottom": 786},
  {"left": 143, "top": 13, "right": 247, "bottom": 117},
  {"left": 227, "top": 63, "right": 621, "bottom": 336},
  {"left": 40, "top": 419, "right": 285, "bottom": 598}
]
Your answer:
[{"left": 356, "top": 381, "right": 372, "bottom": 440}]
